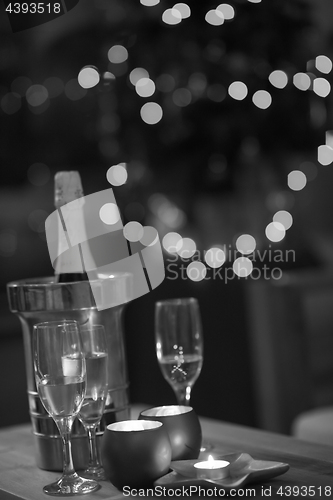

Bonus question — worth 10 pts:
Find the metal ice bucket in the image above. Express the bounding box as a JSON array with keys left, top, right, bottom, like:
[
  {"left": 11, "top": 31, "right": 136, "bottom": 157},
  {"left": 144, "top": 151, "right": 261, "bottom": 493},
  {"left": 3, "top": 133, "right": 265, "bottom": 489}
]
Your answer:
[{"left": 7, "top": 275, "right": 131, "bottom": 471}]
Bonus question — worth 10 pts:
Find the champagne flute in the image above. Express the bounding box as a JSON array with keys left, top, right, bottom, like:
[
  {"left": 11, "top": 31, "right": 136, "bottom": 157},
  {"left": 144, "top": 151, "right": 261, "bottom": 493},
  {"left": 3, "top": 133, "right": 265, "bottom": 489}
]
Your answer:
[
  {"left": 78, "top": 324, "right": 108, "bottom": 480},
  {"left": 33, "top": 320, "right": 99, "bottom": 496},
  {"left": 155, "top": 297, "right": 203, "bottom": 406}
]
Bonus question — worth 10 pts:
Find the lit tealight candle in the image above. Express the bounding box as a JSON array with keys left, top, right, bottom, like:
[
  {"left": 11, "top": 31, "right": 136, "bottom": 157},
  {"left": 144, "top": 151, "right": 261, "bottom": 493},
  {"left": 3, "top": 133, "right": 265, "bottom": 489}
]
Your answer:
[{"left": 194, "top": 455, "right": 230, "bottom": 480}]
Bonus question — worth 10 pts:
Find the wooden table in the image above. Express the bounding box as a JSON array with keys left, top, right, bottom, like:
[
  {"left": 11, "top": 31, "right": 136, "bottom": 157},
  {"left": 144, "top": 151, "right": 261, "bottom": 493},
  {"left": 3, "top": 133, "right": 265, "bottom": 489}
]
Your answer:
[{"left": 1, "top": 407, "right": 333, "bottom": 499}]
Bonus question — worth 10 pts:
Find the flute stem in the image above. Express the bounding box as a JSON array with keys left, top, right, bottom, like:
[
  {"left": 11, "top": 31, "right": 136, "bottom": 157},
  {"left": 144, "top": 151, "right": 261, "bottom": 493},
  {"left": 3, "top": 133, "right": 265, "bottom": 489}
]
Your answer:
[{"left": 175, "top": 385, "right": 192, "bottom": 406}]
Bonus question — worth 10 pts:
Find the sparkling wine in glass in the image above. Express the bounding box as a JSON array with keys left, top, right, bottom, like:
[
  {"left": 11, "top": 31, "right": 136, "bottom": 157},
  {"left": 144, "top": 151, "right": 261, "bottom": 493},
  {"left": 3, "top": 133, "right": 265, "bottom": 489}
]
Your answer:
[
  {"left": 155, "top": 297, "right": 203, "bottom": 406},
  {"left": 33, "top": 320, "right": 99, "bottom": 496},
  {"left": 78, "top": 324, "right": 108, "bottom": 480}
]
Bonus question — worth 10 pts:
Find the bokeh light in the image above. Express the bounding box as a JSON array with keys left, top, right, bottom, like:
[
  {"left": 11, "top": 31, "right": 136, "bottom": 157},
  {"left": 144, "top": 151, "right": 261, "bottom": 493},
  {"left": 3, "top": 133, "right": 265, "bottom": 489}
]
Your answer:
[
  {"left": 123, "top": 221, "right": 144, "bottom": 242},
  {"left": 156, "top": 74, "right": 176, "bottom": 92},
  {"left": 130, "top": 68, "right": 149, "bottom": 86},
  {"left": 266, "top": 190, "right": 295, "bottom": 211},
  {"left": 313, "top": 78, "right": 331, "bottom": 98},
  {"left": 108, "top": 45, "right": 128, "bottom": 64},
  {"left": 27, "top": 163, "right": 50, "bottom": 186},
  {"left": 29, "top": 100, "right": 50, "bottom": 115},
  {"left": 99, "top": 203, "right": 121, "bottom": 225},
  {"left": 176, "top": 237, "right": 196, "bottom": 258},
  {"left": 106, "top": 164, "right": 128, "bottom": 186},
  {"left": 236, "top": 234, "right": 256, "bottom": 254},
  {"left": 140, "top": 0, "right": 160, "bottom": 5},
  {"left": 228, "top": 81, "right": 248, "bottom": 100},
  {"left": 265, "top": 222, "right": 286, "bottom": 242},
  {"left": 65, "top": 80, "right": 87, "bottom": 100},
  {"left": 208, "top": 155, "right": 227, "bottom": 181},
  {"left": 287, "top": 170, "right": 307, "bottom": 191},
  {"left": 204, "top": 247, "right": 226, "bottom": 268},
  {"left": 317, "top": 145, "right": 333, "bottom": 165},
  {"left": 135, "top": 78, "right": 156, "bottom": 97},
  {"left": 140, "top": 102, "right": 163, "bottom": 124},
  {"left": 1, "top": 92, "right": 21, "bottom": 114},
  {"left": 11, "top": 76, "right": 32, "bottom": 96},
  {"left": 315, "top": 55, "right": 332, "bottom": 74},
  {"left": 252, "top": 90, "right": 272, "bottom": 109},
  {"left": 140, "top": 226, "right": 159, "bottom": 246},
  {"left": 26, "top": 85, "right": 48, "bottom": 106},
  {"left": 207, "top": 84, "right": 226, "bottom": 102},
  {"left": 268, "top": 70, "right": 288, "bottom": 89},
  {"left": 247, "top": 0, "right": 261, "bottom": 2},
  {"left": 162, "top": 232, "right": 182, "bottom": 253},
  {"left": 216, "top": 3, "right": 235, "bottom": 20},
  {"left": 186, "top": 261, "right": 207, "bottom": 281},
  {"left": 273, "top": 210, "right": 293, "bottom": 230},
  {"left": 173, "top": 3, "right": 191, "bottom": 19},
  {"left": 43, "top": 77, "right": 64, "bottom": 98},
  {"left": 102, "top": 72, "right": 116, "bottom": 86},
  {"left": 0, "top": 230, "right": 17, "bottom": 257},
  {"left": 205, "top": 9, "right": 224, "bottom": 26},
  {"left": 28, "top": 209, "right": 48, "bottom": 233},
  {"left": 188, "top": 73, "right": 207, "bottom": 95},
  {"left": 162, "top": 8, "right": 182, "bottom": 25},
  {"left": 293, "top": 73, "right": 311, "bottom": 91},
  {"left": 149, "top": 193, "right": 168, "bottom": 214},
  {"left": 78, "top": 66, "right": 100, "bottom": 89},
  {"left": 205, "top": 40, "right": 225, "bottom": 62},
  {"left": 233, "top": 257, "right": 253, "bottom": 277},
  {"left": 172, "top": 88, "right": 192, "bottom": 107},
  {"left": 159, "top": 204, "right": 186, "bottom": 229},
  {"left": 151, "top": 194, "right": 186, "bottom": 229}
]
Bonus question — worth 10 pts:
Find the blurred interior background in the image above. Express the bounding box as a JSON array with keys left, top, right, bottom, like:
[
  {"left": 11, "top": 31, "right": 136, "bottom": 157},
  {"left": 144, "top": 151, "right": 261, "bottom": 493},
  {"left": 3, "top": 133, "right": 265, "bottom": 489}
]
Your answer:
[{"left": 1, "top": 0, "right": 333, "bottom": 436}]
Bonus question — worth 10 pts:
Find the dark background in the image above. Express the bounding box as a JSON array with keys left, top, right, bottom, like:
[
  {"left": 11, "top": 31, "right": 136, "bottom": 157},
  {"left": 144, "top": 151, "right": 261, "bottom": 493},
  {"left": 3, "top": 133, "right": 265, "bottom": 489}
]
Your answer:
[{"left": 1, "top": 0, "right": 333, "bottom": 430}]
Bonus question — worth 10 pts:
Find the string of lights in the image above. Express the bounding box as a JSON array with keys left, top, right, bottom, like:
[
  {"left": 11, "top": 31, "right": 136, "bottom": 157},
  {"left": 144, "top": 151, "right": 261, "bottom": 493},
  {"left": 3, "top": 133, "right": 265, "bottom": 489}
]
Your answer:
[{"left": 1, "top": 0, "right": 332, "bottom": 279}]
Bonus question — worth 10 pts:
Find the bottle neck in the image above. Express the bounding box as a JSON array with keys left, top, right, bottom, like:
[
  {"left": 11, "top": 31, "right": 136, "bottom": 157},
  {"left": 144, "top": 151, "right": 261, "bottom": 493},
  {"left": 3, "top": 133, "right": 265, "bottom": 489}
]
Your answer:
[
  {"left": 57, "top": 272, "right": 89, "bottom": 283},
  {"left": 53, "top": 171, "right": 95, "bottom": 282},
  {"left": 54, "top": 214, "right": 86, "bottom": 276}
]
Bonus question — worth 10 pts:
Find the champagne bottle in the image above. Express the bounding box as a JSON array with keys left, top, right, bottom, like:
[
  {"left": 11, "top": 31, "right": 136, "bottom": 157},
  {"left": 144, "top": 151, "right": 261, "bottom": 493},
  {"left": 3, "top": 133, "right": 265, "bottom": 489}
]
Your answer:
[{"left": 54, "top": 171, "right": 90, "bottom": 282}]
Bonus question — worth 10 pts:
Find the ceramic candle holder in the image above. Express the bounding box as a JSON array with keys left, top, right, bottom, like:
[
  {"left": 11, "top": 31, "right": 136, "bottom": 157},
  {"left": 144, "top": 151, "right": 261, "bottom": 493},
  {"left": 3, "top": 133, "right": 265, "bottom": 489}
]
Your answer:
[
  {"left": 101, "top": 420, "right": 172, "bottom": 489},
  {"left": 139, "top": 405, "right": 202, "bottom": 460}
]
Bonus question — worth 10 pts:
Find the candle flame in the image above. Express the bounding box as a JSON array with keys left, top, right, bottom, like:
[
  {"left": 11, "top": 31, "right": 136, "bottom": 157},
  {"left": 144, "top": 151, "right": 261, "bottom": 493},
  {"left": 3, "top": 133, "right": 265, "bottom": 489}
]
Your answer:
[{"left": 194, "top": 456, "right": 230, "bottom": 471}]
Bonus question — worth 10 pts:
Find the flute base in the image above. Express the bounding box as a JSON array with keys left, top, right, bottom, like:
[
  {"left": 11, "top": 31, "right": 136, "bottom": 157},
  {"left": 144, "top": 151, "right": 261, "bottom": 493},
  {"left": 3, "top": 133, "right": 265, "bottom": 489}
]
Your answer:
[
  {"left": 43, "top": 473, "right": 100, "bottom": 496},
  {"left": 80, "top": 465, "right": 107, "bottom": 481}
]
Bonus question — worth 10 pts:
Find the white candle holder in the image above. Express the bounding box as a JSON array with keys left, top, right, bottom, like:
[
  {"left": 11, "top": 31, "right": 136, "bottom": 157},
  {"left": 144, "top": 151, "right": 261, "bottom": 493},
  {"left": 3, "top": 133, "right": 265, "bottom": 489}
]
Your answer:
[
  {"left": 139, "top": 405, "right": 202, "bottom": 460},
  {"left": 101, "top": 420, "right": 172, "bottom": 489}
]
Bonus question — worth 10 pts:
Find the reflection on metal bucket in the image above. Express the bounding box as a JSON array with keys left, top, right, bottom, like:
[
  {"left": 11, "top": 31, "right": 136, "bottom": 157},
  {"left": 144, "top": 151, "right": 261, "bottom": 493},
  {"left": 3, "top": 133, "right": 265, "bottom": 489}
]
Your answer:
[{"left": 7, "top": 275, "right": 132, "bottom": 471}]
